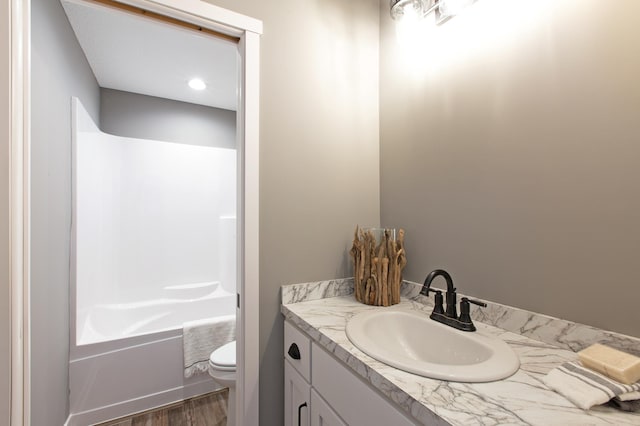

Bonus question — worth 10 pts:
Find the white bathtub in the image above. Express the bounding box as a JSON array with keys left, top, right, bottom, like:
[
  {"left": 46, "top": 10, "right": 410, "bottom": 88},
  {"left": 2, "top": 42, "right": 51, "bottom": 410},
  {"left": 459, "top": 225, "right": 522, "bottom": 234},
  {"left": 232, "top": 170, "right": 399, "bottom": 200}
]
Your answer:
[
  {"left": 77, "top": 281, "right": 234, "bottom": 346},
  {"left": 67, "top": 283, "right": 235, "bottom": 426}
]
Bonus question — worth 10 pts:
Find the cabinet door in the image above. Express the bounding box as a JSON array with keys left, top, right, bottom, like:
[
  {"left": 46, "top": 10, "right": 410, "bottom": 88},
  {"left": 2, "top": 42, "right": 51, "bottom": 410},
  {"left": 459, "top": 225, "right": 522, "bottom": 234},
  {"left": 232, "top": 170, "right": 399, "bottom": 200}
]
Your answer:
[
  {"left": 285, "top": 359, "right": 311, "bottom": 426},
  {"left": 310, "top": 389, "right": 347, "bottom": 426}
]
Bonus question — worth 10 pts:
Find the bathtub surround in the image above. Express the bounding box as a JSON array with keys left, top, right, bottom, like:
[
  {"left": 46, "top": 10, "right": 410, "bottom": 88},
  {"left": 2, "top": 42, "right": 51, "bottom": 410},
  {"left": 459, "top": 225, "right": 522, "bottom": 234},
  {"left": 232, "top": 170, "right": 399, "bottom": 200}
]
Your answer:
[
  {"left": 73, "top": 98, "right": 236, "bottom": 344},
  {"left": 281, "top": 280, "right": 640, "bottom": 425}
]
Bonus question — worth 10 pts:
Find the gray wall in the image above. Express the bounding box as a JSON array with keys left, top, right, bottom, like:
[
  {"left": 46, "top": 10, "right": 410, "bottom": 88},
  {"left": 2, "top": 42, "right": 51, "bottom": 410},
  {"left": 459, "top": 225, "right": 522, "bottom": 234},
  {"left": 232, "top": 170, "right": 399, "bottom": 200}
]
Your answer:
[
  {"left": 205, "top": 1, "right": 381, "bottom": 424},
  {"left": 380, "top": 0, "right": 640, "bottom": 337},
  {"left": 100, "top": 88, "right": 236, "bottom": 148},
  {"left": 0, "top": 0, "right": 11, "bottom": 422},
  {"left": 31, "top": 0, "right": 100, "bottom": 423}
]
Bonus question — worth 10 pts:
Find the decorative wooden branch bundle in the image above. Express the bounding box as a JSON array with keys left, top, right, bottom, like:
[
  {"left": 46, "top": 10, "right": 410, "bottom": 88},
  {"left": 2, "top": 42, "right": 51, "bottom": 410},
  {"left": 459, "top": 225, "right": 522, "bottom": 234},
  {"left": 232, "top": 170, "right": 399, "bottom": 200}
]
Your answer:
[{"left": 349, "top": 226, "right": 407, "bottom": 306}]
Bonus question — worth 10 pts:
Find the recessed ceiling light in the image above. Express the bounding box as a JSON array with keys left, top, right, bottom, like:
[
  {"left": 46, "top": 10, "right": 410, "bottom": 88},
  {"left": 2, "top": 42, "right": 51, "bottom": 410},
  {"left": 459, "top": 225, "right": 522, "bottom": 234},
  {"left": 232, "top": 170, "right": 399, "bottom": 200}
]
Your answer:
[{"left": 188, "top": 78, "right": 206, "bottom": 91}]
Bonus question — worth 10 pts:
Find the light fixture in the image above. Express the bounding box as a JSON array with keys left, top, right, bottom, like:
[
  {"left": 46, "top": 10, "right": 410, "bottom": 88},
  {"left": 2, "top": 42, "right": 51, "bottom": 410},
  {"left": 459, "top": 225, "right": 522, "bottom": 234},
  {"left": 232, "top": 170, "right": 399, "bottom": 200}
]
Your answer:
[
  {"left": 188, "top": 78, "right": 206, "bottom": 91},
  {"left": 390, "top": 0, "right": 475, "bottom": 23},
  {"left": 390, "top": 0, "right": 438, "bottom": 21}
]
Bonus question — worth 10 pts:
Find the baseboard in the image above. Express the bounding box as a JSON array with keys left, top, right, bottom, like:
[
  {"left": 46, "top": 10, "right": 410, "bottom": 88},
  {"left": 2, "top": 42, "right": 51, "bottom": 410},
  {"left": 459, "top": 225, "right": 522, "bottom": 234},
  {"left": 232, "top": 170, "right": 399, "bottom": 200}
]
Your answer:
[{"left": 66, "top": 378, "right": 219, "bottom": 426}]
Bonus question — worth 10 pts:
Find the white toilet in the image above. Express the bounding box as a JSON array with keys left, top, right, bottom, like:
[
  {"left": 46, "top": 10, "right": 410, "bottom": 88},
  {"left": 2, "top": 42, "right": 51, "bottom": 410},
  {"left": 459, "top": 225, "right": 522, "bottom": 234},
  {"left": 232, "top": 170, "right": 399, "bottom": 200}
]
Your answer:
[{"left": 209, "top": 340, "right": 237, "bottom": 426}]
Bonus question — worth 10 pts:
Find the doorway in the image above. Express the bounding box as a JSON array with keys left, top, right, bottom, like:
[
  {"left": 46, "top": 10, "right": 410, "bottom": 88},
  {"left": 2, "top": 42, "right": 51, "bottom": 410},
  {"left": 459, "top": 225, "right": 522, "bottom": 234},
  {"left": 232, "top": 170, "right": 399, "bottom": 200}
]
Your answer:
[{"left": 5, "top": 0, "right": 261, "bottom": 425}]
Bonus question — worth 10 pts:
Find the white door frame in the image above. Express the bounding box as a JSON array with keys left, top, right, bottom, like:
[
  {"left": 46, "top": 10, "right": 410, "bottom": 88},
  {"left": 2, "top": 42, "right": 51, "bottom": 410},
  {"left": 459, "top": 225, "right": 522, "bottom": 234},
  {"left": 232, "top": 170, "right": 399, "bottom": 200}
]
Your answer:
[
  {"left": 6, "top": 1, "right": 30, "bottom": 425},
  {"left": 5, "top": 0, "right": 261, "bottom": 425}
]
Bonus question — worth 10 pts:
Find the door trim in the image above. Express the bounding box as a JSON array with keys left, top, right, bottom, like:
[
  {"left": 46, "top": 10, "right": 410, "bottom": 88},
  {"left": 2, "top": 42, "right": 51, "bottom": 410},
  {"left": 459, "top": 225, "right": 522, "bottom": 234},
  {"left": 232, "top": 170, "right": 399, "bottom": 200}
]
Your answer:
[{"left": 7, "top": 0, "right": 30, "bottom": 424}]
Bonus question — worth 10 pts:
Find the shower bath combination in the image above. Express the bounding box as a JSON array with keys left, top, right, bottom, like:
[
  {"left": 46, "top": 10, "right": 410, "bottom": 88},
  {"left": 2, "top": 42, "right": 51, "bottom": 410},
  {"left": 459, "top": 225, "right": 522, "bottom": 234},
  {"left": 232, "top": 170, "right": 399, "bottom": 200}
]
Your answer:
[{"left": 68, "top": 99, "right": 238, "bottom": 425}]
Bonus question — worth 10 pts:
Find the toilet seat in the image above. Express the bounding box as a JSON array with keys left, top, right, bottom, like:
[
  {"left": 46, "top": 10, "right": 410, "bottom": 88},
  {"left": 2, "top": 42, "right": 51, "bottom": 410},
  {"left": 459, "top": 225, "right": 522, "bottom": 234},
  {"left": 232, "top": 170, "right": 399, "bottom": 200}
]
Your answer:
[
  {"left": 208, "top": 340, "right": 237, "bottom": 426},
  {"left": 209, "top": 340, "right": 236, "bottom": 371}
]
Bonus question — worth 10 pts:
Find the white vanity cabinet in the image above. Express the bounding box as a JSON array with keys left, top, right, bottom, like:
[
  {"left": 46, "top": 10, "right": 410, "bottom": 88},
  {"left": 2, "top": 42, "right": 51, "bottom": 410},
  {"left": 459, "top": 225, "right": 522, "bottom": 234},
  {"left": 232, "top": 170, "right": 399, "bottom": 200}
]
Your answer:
[{"left": 284, "top": 320, "right": 419, "bottom": 426}]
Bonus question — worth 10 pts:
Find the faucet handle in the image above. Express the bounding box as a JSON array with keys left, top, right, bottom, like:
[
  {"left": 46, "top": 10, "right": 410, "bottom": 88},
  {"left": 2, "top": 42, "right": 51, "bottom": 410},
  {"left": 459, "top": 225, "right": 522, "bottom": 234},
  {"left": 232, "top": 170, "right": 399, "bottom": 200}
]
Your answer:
[
  {"left": 431, "top": 290, "right": 445, "bottom": 315},
  {"left": 462, "top": 297, "right": 487, "bottom": 308},
  {"left": 421, "top": 286, "right": 445, "bottom": 315},
  {"left": 458, "top": 297, "right": 487, "bottom": 331}
]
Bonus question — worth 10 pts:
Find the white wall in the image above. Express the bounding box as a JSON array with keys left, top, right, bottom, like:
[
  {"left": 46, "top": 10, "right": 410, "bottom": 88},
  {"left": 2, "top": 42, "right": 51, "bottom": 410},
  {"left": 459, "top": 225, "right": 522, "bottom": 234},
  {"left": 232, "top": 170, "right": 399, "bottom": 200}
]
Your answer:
[
  {"left": 100, "top": 88, "right": 236, "bottom": 149},
  {"left": 75, "top": 100, "right": 236, "bottom": 317},
  {"left": 31, "top": 0, "right": 100, "bottom": 423},
  {"left": 0, "top": 0, "right": 12, "bottom": 422}
]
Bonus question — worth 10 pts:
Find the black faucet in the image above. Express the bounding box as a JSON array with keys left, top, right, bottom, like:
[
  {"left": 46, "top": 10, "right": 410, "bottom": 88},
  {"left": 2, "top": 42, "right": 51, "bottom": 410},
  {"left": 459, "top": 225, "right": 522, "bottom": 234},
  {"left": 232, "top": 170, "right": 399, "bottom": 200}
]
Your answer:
[{"left": 420, "top": 269, "right": 487, "bottom": 332}]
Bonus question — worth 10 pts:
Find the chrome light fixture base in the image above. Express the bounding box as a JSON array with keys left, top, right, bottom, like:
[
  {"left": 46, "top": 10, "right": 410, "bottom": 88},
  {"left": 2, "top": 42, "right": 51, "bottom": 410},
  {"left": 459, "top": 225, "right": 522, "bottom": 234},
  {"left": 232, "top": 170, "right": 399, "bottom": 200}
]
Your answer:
[
  {"left": 390, "top": 0, "right": 438, "bottom": 21},
  {"left": 390, "top": 0, "right": 476, "bottom": 23}
]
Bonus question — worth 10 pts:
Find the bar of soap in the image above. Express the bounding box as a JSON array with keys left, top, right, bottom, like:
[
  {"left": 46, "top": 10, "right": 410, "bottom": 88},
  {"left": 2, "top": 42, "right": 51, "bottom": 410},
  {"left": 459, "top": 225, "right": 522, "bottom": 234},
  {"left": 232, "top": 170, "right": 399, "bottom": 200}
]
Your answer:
[{"left": 578, "top": 343, "right": 640, "bottom": 385}]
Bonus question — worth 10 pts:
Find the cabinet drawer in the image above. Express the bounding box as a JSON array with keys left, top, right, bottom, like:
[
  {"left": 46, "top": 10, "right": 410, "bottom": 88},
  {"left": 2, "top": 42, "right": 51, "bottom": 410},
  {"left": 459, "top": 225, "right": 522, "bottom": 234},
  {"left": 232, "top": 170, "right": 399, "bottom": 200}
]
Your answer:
[
  {"left": 312, "top": 343, "right": 418, "bottom": 426},
  {"left": 284, "top": 321, "right": 311, "bottom": 381}
]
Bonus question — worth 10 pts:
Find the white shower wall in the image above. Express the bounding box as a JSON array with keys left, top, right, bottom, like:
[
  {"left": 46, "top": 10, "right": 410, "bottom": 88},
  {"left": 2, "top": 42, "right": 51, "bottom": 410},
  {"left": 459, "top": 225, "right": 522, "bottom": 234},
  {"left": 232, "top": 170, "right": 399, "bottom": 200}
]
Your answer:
[{"left": 74, "top": 99, "right": 236, "bottom": 340}]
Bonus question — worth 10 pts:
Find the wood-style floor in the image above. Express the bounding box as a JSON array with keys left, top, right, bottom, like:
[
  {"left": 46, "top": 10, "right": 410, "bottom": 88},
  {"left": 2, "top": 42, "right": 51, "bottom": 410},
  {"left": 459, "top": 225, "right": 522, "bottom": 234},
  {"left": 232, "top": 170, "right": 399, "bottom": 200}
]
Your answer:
[{"left": 98, "top": 389, "right": 228, "bottom": 426}]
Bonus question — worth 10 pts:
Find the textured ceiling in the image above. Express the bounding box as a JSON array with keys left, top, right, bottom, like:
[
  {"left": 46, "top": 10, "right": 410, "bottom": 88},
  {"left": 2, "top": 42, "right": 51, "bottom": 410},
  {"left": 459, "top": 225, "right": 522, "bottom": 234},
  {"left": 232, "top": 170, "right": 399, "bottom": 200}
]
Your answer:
[{"left": 62, "top": 0, "right": 238, "bottom": 110}]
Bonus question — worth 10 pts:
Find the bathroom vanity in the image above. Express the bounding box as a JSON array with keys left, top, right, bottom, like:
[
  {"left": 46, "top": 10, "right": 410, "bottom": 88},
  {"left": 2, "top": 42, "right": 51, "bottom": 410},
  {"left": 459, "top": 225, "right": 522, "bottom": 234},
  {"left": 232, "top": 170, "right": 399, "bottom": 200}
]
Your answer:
[
  {"left": 284, "top": 321, "right": 417, "bottom": 426},
  {"left": 281, "top": 279, "right": 640, "bottom": 426}
]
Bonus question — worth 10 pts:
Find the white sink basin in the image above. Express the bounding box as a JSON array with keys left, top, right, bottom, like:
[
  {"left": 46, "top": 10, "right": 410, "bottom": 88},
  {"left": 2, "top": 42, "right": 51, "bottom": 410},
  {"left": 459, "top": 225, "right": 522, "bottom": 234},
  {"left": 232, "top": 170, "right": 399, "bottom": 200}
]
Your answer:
[{"left": 345, "top": 308, "right": 520, "bottom": 382}]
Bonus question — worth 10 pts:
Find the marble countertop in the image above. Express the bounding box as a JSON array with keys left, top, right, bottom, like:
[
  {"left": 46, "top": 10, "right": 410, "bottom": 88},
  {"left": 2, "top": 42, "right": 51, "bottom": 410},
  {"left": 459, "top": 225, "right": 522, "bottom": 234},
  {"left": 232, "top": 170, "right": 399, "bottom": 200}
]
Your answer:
[{"left": 281, "top": 285, "right": 640, "bottom": 425}]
